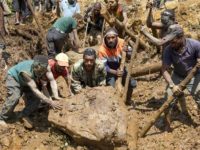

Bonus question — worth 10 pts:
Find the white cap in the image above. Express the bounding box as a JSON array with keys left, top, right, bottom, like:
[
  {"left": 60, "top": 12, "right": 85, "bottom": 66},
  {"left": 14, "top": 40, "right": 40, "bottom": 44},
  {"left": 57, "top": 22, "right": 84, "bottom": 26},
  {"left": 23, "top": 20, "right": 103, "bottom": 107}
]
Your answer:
[{"left": 55, "top": 53, "right": 69, "bottom": 67}]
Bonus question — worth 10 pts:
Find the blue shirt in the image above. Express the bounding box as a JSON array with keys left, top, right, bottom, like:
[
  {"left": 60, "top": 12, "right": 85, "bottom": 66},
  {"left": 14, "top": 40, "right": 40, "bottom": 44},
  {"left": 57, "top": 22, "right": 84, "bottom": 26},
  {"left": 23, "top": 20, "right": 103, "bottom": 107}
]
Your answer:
[
  {"left": 60, "top": 0, "right": 80, "bottom": 17},
  {"left": 163, "top": 38, "right": 200, "bottom": 77}
]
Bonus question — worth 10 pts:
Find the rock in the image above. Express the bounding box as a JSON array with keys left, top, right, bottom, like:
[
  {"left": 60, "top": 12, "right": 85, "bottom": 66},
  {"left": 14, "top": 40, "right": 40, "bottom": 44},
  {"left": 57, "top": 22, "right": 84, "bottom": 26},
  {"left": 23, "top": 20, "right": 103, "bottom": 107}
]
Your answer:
[{"left": 48, "top": 87, "right": 129, "bottom": 149}]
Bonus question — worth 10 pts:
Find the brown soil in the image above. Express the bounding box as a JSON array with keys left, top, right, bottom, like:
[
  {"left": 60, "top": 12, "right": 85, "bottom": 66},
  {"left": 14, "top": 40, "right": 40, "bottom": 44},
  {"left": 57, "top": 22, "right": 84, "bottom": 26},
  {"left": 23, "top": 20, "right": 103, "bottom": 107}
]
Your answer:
[{"left": 0, "top": 0, "right": 200, "bottom": 150}]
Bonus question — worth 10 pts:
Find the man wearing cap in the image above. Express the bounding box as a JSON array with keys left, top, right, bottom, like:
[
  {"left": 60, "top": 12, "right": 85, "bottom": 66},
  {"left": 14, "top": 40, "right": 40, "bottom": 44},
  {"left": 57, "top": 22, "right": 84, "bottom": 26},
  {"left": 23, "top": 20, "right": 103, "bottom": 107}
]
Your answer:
[
  {"left": 84, "top": 2, "right": 104, "bottom": 45},
  {"left": 71, "top": 48, "right": 106, "bottom": 94},
  {"left": 98, "top": 28, "right": 137, "bottom": 105},
  {"left": 0, "top": 55, "right": 61, "bottom": 128},
  {"left": 162, "top": 24, "right": 200, "bottom": 127},
  {"left": 141, "top": 8, "right": 176, "bottom": 47},
  {"left": 47, "top": 52, "right": 72, "bottom": 97},
  {"left": 46, "top": 14, "right": 81, "bottom": 58}
]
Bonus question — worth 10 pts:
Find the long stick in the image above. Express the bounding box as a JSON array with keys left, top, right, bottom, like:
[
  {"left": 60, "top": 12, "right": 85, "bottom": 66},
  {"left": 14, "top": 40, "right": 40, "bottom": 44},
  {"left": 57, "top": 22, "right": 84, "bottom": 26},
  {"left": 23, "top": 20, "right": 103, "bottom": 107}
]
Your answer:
[
  {"left": 115, "top": 50, "right": 126, "bottom": 93},
  {"left": 27, "top": 0, "right": 48, "bottom": 55},
  {"left": 140, "top": 65, "right": 198, "bottom": 137},
  {"left": 83, "top": 22, "right": 89, "bottom": 48},
  {"left": 122, "top": 35, "right": 140, "bottom": 104}
]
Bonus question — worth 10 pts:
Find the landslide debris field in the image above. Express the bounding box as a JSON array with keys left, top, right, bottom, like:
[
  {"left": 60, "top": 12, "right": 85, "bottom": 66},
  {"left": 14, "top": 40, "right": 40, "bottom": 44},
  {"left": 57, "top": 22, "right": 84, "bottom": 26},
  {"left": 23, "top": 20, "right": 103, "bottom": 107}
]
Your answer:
[{"left": 0, "top": 0, "right": 200, "bottom": 149}]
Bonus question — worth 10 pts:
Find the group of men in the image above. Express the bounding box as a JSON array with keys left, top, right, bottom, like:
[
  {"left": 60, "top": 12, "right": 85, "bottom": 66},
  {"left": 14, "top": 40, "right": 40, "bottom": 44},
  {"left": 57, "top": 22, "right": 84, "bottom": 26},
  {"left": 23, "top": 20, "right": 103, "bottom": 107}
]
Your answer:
[{"left": 0, "top": 0, "right": 200, "bottom": 132}]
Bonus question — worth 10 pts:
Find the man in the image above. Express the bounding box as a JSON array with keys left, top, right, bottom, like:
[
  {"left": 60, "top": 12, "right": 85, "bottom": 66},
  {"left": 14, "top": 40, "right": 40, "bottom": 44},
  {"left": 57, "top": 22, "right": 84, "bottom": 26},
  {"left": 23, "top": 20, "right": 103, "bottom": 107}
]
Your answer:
[
  {"left": 0, "top": 55, "right": 61, "bottom": 128},
  {"left": 59, "top": 0, "right": 80, "bottom": 17},
  {"left": 141, "top": 8, "right": 176, "bottom": 47},
  {"left": 162, "top": 24, "right": 200, "bottom": 128},
  {"left": 12, "top": 0, "right": 31, "bottom": 25},
  {"left": 98, "top": 28, "right": 137, "bottom": 105},
  {"left": 84, "top": 2, "right": 104, "bottom": 45},
  {"left": 46, "top": 14, "right": 81, "bottom": 58},
  {"left": 71, "top": 48, "right": 106, "bottom": 94},
  {"left": 106, "top": 0, "right": 128, "bottom": 37},
  {"left": 48, "top": 52, "right": 72, "bottom": 96}
]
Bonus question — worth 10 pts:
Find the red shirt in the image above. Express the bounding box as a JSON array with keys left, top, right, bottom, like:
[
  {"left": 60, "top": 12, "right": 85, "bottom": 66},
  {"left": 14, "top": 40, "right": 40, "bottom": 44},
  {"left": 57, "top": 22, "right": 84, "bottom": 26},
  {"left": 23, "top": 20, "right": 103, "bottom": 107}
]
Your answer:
[{"left": 48, "top": 59, "right": 68, "bottom": 79}]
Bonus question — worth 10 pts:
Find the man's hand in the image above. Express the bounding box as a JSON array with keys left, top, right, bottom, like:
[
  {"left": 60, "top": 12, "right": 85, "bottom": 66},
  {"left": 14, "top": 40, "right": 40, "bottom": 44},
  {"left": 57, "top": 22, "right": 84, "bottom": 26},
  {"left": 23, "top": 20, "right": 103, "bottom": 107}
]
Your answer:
[
  {"left": 197, "top": 59, "right": 200, "bottom": 68},
  {"left": 49, "top": 101, "right": 62, "bottom": 110},
  {"left": 116, "top": 69, "right": 123, "bottom": 77},
  {"left": 109, "top": 17, "right": 116, "bottom": 26},
  {"left": 172, "top": 85, "right": 183, "bottom": 96},
  {"left": 146, "top": 0, "right": 153, "bottom": 9}
]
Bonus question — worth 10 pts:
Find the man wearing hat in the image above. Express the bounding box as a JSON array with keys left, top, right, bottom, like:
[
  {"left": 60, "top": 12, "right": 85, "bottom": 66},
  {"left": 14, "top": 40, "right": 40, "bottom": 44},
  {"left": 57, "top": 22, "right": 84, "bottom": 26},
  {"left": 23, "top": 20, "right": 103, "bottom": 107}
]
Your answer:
[
  {"left": 47, "top": 52, "right": 72, "bottom": 97},
  {"left": 84, "top": 2, "right": 104, "bottom": 45},
  {"left": 162, "top": 24, "right": 200, "bottom": 128},
  {"left": 71, "top": 48, "right": 106, "bottom": 93},
  {"left": 98, "top": 28, "right": 137, "bottom": 105},
  {"left": 0, "top": 55, "right": 61, "bottom": 128}
]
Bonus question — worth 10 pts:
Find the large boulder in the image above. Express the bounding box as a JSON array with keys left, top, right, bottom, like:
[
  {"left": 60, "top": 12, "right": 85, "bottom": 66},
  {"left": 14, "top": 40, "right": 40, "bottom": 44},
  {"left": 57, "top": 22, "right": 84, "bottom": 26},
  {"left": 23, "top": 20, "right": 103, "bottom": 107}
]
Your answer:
[{"left": 48, "top": 86, "right": 129, "bottom": 149}]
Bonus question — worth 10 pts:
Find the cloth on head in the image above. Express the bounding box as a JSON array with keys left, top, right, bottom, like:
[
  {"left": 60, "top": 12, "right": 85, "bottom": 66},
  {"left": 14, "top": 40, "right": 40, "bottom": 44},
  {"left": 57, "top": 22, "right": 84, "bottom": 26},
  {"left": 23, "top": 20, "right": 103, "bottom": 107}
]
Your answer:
[
  {"left": 33, "top": 55, "right": 48, "bottom": 67},
  {"left": 104, "top": 28, "right": 118, "bottom": 37},
  {"left": 162, "top": 24, "right": 184, "bottom": 42}
]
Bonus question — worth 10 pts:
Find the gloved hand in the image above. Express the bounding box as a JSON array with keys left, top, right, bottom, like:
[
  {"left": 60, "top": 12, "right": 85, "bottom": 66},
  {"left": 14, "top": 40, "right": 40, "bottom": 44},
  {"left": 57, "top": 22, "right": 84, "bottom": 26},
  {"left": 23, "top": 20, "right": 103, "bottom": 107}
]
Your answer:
[{"left": 172, "top": 85, "right": 183, "bottom": 96}]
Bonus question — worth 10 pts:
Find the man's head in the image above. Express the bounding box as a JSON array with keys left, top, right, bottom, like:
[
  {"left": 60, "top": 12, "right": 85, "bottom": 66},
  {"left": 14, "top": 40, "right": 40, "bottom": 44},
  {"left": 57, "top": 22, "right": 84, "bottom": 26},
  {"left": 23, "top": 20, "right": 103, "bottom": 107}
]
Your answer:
[
  {"left": 107, "top": 0, "right": 118, "bottom": 10},
  {"left": 83, "top": 48, "right": 96, "bottom": 72},
  {"left": 68, "top": 0, "right": 76, "bottom": 5},
  {"left": 161, "top": 9, "right": 175, "bottom": 26},
  {"left": 32, "top": 55, "right": 48, "bottom": 78},
  {"left": 163, "top": 24, "right": 185, "bottom": 50},
  {"left": 104, "top": 28, "right": 118, "bottom": 49},
  {"left": 93, "top": 2, "right": 101, "bottom": 15},
  {"left": 73, "top": 13, "right": 83, "bottom": 25},
  {"left": 55, "top": 53, "right": 69, "bottom": 73}
]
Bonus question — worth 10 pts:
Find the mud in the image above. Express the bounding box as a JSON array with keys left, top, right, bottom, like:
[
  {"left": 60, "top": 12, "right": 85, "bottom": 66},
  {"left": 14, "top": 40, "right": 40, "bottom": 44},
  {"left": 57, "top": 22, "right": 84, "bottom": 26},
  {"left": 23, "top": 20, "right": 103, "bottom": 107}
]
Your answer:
[{"left": 0, "top": 0, "right": 199, "bottom": 150}]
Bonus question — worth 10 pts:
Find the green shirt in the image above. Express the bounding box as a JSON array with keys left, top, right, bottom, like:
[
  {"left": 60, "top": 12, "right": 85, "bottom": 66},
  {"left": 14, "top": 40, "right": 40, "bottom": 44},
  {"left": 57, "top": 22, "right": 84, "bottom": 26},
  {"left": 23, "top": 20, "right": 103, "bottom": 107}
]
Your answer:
[
  {"left": 71, "top": 59, "right": 107, "bottom": 93},
  {"left": 8, "top": 60, "right": 35, "bottom": 86},
  {"left": 53, "top": 16, "right": 77, "bottom": 33}
]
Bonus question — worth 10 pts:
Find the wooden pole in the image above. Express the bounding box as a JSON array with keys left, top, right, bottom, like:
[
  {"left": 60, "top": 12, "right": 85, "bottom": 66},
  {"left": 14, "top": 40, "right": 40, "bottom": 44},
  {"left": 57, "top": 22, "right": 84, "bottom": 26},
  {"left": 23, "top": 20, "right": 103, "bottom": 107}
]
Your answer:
[
  {"left": 101, "top": 7, "right": 149, "bottom": 50},
  {"left": 27, "top": 0, "right": 48, "bottom": 55},
  {"left": 131, "top": 62, "right": 162, "bottom": 77},
  {"left": 122, "top": 35, "right": 140, "bottom": 104},
  {"left": 139, "top": 65, "right": 198, "bottom": 137}
]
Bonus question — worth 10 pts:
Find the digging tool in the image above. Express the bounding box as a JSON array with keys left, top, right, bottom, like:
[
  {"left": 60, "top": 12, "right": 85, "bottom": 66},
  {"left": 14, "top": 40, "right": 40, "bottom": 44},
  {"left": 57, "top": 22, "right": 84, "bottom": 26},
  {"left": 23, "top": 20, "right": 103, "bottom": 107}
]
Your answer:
[
  {"left": 100, "top": 19, "right": 105, "bottom": 44},
  {"left": 115, "top": 50, "right": 126, "bottom": 93},
  {"left": 27, "top": 0, "right": 48, "bottom": 55},
  {"left": 146, "top": 1, "right": 161, "bottom": 53},
  {"left": 83, "top": 22, "right": 89, "bottom": 48},
  {"left": 140, "top": 64, "right": 199, "bottom": 138},
  {"left": 122, "top": 35, "right": 140, "bottom": 104},
  {"left": 115, "top": 37, "right": 131, "bottom": 93}
]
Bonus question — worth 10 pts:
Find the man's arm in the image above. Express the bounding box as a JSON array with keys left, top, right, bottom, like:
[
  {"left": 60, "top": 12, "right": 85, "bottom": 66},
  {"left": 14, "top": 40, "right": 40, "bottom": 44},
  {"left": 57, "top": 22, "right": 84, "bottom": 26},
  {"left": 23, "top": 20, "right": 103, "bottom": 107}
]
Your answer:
[
  {"left": 71, "top": 66, "right": 82, "bottom": 94},
  {"left": 64, "top": 75, "right": 74, "bottom": 96},
  {"left": 122, "top": 11, "right": 128, "bottom": 25},
  {"left": 141, "top": 26, "right": 168, "bottom": 46},
  {"left": 21, "top": 72, "right": 61, "bottom": 109},
  {"left": 71, "top": 28, "right": 80, "bottom": 49},
  {"left": 45, "top": 66, "right": 61, "bottom": 100},
  {"left": 162, "top": 64, "right": 174, "bottom": 86}
]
